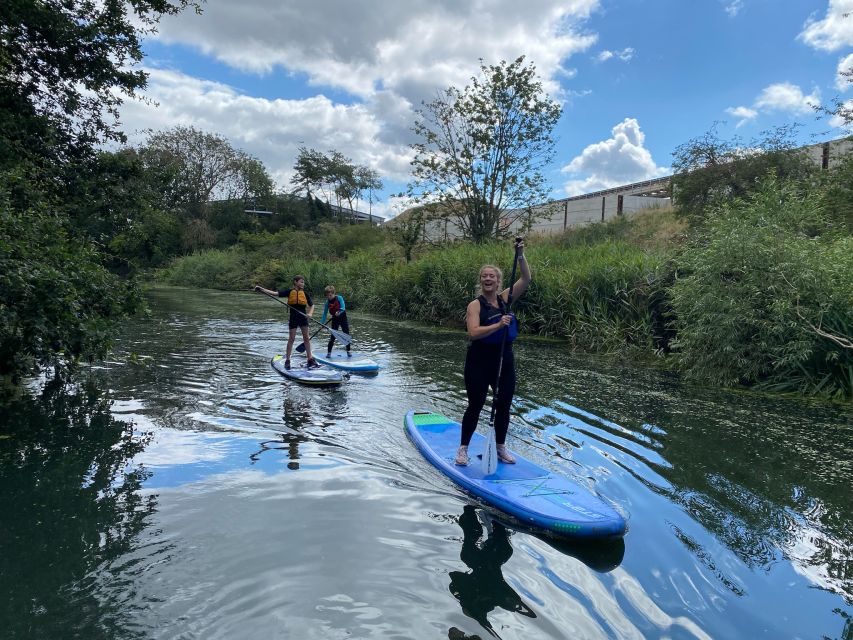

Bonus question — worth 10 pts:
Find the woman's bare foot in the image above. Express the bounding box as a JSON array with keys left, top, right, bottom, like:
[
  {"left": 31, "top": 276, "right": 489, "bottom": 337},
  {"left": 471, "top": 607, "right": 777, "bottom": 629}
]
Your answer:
[
  {"left": 455, "top": 445, "right": 469, "bottom": 466},
  {"left": 496, "top": 444, "right": 516, "bottom": 464}
]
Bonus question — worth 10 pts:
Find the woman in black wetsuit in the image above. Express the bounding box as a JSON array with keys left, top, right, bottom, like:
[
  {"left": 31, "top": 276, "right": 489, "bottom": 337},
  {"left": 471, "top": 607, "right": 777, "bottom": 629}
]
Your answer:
[{"left": 456, "top": 240, "right": 531, "bottom": 466}]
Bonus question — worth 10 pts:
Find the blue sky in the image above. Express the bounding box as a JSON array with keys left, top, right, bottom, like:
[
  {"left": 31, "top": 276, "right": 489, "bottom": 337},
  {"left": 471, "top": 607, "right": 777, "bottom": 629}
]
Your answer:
[{"left": 121, "top": 0, "right": 853, "bottom": 218}]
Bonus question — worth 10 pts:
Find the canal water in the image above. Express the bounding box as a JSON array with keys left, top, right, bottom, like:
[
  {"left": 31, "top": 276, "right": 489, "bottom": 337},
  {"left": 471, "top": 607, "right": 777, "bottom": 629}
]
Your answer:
[{"left": 1, "top": 287, "right": 851, "bottom": 639}]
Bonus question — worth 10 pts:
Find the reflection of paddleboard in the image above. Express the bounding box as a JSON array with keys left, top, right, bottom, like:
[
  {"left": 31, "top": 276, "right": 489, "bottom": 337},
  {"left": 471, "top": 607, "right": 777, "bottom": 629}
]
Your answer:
[
  {"left": 405, "top": 410, "right": 627, "bottom": 540},
  {"left": 270, "top": 355, "right": 343, "bottom": 386},
  {"left": 306, "top": 351, "right": 379, "bottom": 373}
]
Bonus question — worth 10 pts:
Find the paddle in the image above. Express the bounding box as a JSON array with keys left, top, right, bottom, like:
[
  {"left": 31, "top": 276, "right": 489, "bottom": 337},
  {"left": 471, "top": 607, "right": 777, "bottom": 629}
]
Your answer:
[
  {"left": 482, "top": 236, "right": 523, "bottom": 475},
  {"left": 255, "top": 288, "right": 353, "bottom": 346},
  {"left": 295, "top": 324, "right": 326, "bottom": 353}
]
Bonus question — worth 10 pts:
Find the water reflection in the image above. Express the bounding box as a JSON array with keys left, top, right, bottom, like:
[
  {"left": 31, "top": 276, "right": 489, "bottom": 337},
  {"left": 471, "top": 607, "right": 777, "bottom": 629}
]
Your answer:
[
  {"left": 448, "top": 506, "right": 536, "bottom": 637},
  {"left": 11, "top": 287, "right": 845, "bottom": 639},
  {"left": 0, "top": 378, "right": 155, "bottom": 640}
]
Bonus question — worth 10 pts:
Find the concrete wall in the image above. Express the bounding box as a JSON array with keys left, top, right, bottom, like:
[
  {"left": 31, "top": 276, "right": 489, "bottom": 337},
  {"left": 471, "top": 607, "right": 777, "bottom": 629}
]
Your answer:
[{"left": 410, "top": 136, "right": 852, "bottom": 241}]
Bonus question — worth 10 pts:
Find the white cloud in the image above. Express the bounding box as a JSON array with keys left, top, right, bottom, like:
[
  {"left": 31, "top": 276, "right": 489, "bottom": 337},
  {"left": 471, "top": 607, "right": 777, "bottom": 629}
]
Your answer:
[
  {"left": 725, "top": 105, "right": 759, "bottom": 127},
  {"left": 149, "top": 0, "right": 600, "bottom": 101},
  {"left": 596, "top": 47, "right": 634, "bottom": 62},
  {"left": 725, "top": 82, "right": 821, "bottom": 127},
  {"left": 120, "top": 0, "right": 604, "bottom": 210},
  {"left": 560, "top": 118, "right": 669, "bottom": 195},
  {"left": 799, "top": 0, "right": 853, "bottom": 51},
  {"left": 119, "top": 68, "right": 414, "bottom": 190},
  {"left": 754, "top": 82, "right": 821, "bottom": 114},
  {"left": 723, "top": 0, "right": 744, "bottom": 18},
  {"left": 836, "top": 53, "right": 853, "bottom": 91}
]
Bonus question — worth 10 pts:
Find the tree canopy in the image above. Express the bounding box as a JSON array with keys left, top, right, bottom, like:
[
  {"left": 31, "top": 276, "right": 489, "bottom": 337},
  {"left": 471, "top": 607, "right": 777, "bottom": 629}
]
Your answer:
[
  {"left": 407, "top": 56, "right": 562, "bottom": 243},
  {"left": 140, "top": 126, "right": 274, "bottom": 209},
  {"left": 670, "top": 124, "right": 817, "bottom": 218},
  {"left": 0, "top": 0, "right": 198, "bottom": 381},
  {"left": 290, "top": 147, "right": 382, "bottom": 218}
]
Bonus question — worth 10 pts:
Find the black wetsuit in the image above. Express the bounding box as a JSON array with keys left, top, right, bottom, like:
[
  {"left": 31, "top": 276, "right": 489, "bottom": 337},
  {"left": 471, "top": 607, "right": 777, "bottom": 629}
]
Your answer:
[{"left": 460, "top": 295, "right": 517, "bottom": 447}]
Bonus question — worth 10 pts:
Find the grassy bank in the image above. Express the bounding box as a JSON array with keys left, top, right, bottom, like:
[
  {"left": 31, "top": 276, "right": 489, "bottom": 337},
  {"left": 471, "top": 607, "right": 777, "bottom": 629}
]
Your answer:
[{"left": 158, "top": 201, "right": 852, "bottom": 400}]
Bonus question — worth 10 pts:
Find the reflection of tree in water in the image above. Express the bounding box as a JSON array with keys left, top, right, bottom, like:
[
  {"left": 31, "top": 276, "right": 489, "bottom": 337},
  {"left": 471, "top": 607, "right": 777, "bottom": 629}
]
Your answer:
[
  {"left": 0, "top": 378, "right": 155, "bottom": 639},
  {"left": 448, "top": 506, "right": 535, "bottom": 638},
  {"left": 250, "top": 393, "right": 347, "bottom": 469}
]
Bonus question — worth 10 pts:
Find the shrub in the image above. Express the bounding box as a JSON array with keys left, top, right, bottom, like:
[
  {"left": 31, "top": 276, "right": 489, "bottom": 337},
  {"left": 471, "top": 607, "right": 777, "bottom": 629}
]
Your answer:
[{"left": 670, "top": 178, "right": 852, "bottom": 399}]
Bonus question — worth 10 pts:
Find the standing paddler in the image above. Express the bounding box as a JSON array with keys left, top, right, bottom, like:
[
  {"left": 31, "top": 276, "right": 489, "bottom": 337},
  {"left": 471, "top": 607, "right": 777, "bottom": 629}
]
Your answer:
[{"left": 456, "top": 238, "right": 531, "bottom": 466}]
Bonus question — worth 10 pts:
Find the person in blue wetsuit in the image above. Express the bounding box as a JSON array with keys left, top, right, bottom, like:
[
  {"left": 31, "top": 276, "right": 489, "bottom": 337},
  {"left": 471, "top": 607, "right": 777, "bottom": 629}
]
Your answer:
[
  {"left": 456, "top": 240, "right": 531, "bottom": 466},
  {"left": 254, "top": 275, "right": 319, "bottom": 370},
  {"left": 321, "top": 285, "right": 351, "bottom": 358}
]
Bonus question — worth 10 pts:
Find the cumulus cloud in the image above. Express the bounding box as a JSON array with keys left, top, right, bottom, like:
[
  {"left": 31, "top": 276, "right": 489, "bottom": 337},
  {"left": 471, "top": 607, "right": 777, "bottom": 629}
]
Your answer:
[
  {"left": 119, "top": 68, "right": 414, "bottom": 190},
  {"left": 798, "top": 0, "right": 853, "bottom": 51},
  {"left": 119, "top": 0, "right": 604, "bottom": 211},
  {"left": 725, "top": 82, "right": 821, "bottom": 126},
  {"left": 559, "top": 118, "right": 668, "bottom": 195},
  {"left": 149, "top": 0, "right": 600, "bottom": 101},
  {"left": 754, "top": 82, "right": 821, "bottom": 114},
  {"left": 596, "top": 47, "right": 634, "bottom": 62},
  {"left": 836, "top": 53, "right": 853, "bottom": 91}
]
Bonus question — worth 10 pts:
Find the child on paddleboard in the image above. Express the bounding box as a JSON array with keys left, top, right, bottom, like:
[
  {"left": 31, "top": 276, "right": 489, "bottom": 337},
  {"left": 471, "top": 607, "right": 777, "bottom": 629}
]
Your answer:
[
  {"left": 321, "top": 285, "right": 352, "bottom": 358},
  {"left": 254, "top": 275, "right": 319, "bottom": 370},
  {"left": 456, "top": 239, "right": 531, "bottom": 466}
]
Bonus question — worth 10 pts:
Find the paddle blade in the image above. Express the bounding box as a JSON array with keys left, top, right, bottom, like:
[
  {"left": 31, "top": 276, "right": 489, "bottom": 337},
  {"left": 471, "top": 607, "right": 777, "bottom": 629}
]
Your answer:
[
  {"left": 482, "top": 428, "right": 498, "bottom": 475},
  {"left": 295, "top": 342, "right": 307, "bottom": 353},
  {"left": 330, "top": 327, "right": 352, "bottom": 346}
]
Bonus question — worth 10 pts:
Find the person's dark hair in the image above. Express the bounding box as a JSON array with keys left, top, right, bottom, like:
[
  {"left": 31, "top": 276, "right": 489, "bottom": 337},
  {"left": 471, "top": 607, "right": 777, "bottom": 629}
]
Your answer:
[{"left": 293, "top": 275, "right": 305, "bottom": 283}]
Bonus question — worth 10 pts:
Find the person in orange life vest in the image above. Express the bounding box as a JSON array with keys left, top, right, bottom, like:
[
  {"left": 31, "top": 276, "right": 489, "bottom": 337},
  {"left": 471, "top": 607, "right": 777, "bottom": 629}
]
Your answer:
[
  {"left": 455, "top": 239, "right": 531, "bottom": 466},
  {"left": 321, "top": 285, "right": 352, "bottom": 358},
  {"left": 254, "top": 275, "right": 319, "bottom": 369}
]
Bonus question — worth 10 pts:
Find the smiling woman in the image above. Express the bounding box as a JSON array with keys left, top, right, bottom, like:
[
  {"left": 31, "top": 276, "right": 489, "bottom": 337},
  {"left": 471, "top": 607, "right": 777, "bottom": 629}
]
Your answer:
[{"left": 456, "top": 238, "right": 532, "bottom": 467}]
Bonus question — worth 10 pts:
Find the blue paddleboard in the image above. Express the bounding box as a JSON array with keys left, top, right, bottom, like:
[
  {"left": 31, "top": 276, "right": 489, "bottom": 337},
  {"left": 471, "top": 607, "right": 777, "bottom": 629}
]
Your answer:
[
  {"left": 271, "top": 355, "right": 343, "bottom": 386},
  {"left": 301, "top": 351, "right": 379, "bottom": 373},
  {"left": 405, "top": 410, "right": 627, "bottom": 539}
]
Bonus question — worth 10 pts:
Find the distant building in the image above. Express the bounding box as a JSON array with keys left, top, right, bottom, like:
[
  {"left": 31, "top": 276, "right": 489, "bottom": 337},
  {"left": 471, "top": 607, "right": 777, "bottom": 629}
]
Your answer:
[
  {"left": 394, "top": 136, "right": 852, "bottom": 241},
  {"left": 240, "top": 195, "right": 385, "bottom": 225}
]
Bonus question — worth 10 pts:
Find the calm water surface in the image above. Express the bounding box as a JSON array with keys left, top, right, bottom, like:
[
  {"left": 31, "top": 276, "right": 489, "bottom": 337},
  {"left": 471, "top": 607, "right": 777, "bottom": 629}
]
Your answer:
[{"left": 1, "top": 287, "right": 851, "bottom": 639}]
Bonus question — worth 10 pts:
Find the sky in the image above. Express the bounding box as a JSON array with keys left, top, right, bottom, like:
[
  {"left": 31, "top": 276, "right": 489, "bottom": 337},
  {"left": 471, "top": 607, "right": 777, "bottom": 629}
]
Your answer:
[{"left": 120, "top": 0, "right": 853, "bottom": 218}]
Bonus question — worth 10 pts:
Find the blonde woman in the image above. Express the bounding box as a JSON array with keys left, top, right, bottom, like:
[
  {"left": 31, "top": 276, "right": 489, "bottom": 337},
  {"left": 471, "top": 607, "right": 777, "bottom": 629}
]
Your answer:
[{"left": 456, "top": 239, "right": 531, "bottom": 466}]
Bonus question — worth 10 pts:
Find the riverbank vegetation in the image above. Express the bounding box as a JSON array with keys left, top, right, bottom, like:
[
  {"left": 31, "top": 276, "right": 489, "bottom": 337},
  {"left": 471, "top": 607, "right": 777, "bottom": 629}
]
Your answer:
[
  {"left": 158, "top": 142, "right": 853, "bottom": 399},
  {"left": 3, "top": 5, "right": 850, "bottom": 400}
]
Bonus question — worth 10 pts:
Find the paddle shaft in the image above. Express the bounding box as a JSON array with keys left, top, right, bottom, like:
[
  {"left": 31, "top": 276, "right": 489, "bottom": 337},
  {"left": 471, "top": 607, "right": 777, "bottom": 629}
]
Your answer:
[
  {"left": 488, "top": 237, "right": 523, "bottom": 430},
  {"left": 296, "top": 324, "right": 326, "bottom": 353},
  {"left": 257, "top": 289, "right": 352, "bottom": 346}
]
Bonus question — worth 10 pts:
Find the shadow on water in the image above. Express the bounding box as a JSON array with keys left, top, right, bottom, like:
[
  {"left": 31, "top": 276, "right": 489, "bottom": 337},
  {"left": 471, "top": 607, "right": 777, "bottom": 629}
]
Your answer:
[
  {"left": 447, "top": 505, "right": 625, "bottom": 639},
  {"left": 448, "top": 506, "right": 536, "bottom": 639},
  {"left": 0, "top": 378, "right": 155, "bottom": 640}
]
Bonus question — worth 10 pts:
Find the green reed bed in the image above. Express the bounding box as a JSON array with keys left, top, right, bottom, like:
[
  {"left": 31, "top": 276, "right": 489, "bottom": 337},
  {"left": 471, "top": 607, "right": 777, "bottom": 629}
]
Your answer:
[
  {"left": 159, "top": 191, "right": 851, "bottom": 399},
  {"left": 670, "top": 179, "right": 853, "bottom": 399}
]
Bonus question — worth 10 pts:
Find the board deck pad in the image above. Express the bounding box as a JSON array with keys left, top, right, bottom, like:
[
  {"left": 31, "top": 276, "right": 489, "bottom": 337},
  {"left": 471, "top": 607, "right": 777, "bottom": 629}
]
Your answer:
[
  {"left": 299, "top": 350, "right": 379, "bottom": 373},
  {"left": 271, "top": 355, "right": 343, "bottom": 385},
  {"left": 405, "top": 410, "right": 627, "bottom": 539}
]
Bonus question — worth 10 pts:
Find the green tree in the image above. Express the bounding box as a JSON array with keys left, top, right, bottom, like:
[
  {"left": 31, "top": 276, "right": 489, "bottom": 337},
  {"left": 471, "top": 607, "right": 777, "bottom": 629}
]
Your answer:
[
  {"left": 670, "top": 178, "right": 852, "bottom": 399},
  {"left": 1, "top": 0, "right": 199, "bottom": 168},
  {"left": 0, "top": 195, "right": 143, "bottom": 378},
  {"left": 291, "top": 147, "right": 382, "bottom": 219},
  {"left": 670, "top": 124, "right": 816, "bottom": 219},
  {"left": 407, "top": 56, "right": 562, "bottom": 243},
  {"left": 0, "top": 0, "right": 197, "bottom": 381},
  {"left": 139, "top": 126, "right": 275, "bottom": 212},
  {"left": 388, "top": 208, "right": 425, "bottom": 262}
]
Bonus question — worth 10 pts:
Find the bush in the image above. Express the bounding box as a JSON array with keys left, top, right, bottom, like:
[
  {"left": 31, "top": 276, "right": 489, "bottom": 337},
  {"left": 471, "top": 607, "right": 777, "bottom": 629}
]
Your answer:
[
  {"left": 670, "top": 178, "right": 852, "bottom": 399},
  {"left": 160, "top": 247, "right": 255, "bottom": 290},
  {"left": 0, "top": 203, "right": 142, "bottom": 379}
]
